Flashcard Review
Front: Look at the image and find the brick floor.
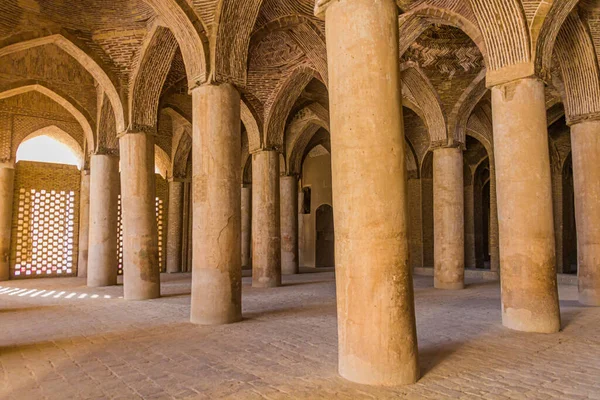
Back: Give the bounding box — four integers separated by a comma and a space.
0, 271, 599, 399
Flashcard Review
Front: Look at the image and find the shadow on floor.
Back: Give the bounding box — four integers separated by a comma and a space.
0, 305, 63, 313
243, 303, 335, 321
419, 341, 464, 377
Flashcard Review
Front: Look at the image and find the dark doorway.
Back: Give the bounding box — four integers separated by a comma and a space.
315, 204, 335, 268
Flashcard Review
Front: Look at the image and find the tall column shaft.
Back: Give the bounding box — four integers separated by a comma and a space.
492, 77, 560, 333
433, 147, 465, 290
119, 133, 160, 300
241, 185, 252, 269
190, 84, 242, 325
251, 150, 281, 288
0, 164, 14, 281
87, 155, 119, 287
77, 170, 90, 278
166, 180, 184, 274
571, 120, 600, 306
489, 163, 500, 272
464, 181, 476, 268
323, 0, 419, 385
280, 175, 299, 275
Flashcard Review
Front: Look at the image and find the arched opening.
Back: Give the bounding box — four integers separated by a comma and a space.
315, 204, 335, 268
12, 128, 84, 278
16, 127, 84, 169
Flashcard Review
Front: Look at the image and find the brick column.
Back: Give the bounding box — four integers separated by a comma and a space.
252, 150, 281, 288
166, 178, 184, 273
190, 83, 242, 325
280, 175, 299, 275
119, 133, 160, 300
87, 154, 119, 287
433, 147, 465, 289
77, 169, 90, 278
0, 163, 14, 281
492, 77, 560, 333
317, 0, 419, 385
241, 184, 252, 269
571, 120, 600, 306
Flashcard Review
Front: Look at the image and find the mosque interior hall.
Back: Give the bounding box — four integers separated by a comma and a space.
1, 0, 600, 398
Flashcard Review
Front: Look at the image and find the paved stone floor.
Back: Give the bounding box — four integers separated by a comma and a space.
0, 271, 599, 399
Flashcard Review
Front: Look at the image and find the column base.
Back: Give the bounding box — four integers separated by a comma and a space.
339, 359, 419, 387
502, 307, 560, 333
252, 278, 281, 288
124, 287, 160, 301
191, 314, 242, 326
434, 279, 464, 290
579, 289, 600, 306
87, 281, 117, 288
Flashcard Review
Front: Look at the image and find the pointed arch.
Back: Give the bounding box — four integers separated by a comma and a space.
213, 0, 263, 85
398, 5, 488, 66
554, 11, 600, 124
155, 144, 172, 179
285, 103, 329, 176
0, 83, 95, 152
0, 33, 125, 133
241, 99, 262, 153
252, 15, 328, 84
142, 0, 209, 87
171, 128, 192, 179
531, 0, 579, 78
400, 62, 446, 147
468, 0, 531, 85
448, 69, 488, 146
130, 26, 180, 133
264, 66, 316, 149
16, 125, 85, 168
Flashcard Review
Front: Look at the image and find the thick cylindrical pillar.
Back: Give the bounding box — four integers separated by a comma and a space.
0, 164, 14, 281
241, 184, 252, 269
433, 147, 465, 290
166, 179, 184, 274
280, 175, 299, 275
77, 170, 90, 278
464, 181, 476, 269
190, 84, 242, 325
252, 150, 281, 288
492, 77, 560, 333
119, 133, 160, 300
571, 120, 600, 306
489, 163, 500, 272
87, 155, 119, 287
323, 0, 419, 385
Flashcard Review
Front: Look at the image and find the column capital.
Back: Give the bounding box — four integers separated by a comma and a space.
188, 81, 237, 95
314, 0, 336, 19
0, 161, 15, 169
566, 112, 600, 127
485, 63, 545, 88
167, 176, 190, 183
92, 149, 120, 158
430, 141, 465, 152
117, 126, 157, 139
250, 147, 281, 155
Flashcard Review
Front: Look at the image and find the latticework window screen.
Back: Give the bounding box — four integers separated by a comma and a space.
11, 162, 80, 278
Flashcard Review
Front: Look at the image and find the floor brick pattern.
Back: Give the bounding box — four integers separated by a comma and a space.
0, 272, 599, 399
